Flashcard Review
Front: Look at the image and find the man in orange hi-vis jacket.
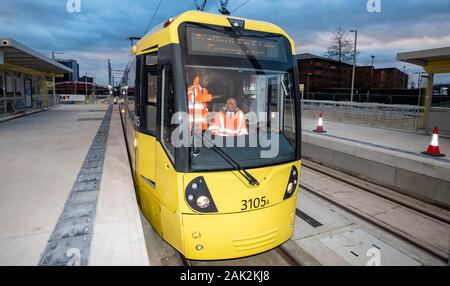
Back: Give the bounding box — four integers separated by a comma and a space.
187, 72, 212, 131
209, 97, 248, 136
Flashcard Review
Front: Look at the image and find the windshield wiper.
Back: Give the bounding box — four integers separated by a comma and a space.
195, 134, 260, 186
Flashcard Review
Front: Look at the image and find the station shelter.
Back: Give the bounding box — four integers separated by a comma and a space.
0, 38, 72, 117
397, 47, 450, 136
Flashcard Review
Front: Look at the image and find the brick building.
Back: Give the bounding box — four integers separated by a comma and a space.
356, 66, 408, 89
296, 53, 409, 91
295, 53, 352, 91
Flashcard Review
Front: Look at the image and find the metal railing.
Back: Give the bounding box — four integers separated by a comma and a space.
302, 100, 425, 131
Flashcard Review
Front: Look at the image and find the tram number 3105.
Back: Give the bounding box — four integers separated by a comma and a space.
241, 196, 269, 211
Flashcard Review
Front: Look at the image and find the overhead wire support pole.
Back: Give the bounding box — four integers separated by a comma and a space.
108, 58, 112, 103
108, 60, 110, 87
350, 29, 358, 102
219, 0, 230, 15
194, 0, 207, 11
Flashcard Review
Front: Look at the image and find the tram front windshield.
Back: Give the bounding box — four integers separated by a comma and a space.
182, 24, 297, 171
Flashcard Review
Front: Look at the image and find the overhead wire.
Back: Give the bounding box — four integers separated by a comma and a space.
231, 0, 251, 14
143, 0, 165, 37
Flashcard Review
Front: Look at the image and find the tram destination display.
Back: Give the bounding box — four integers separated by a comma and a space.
188, 27, 285, 60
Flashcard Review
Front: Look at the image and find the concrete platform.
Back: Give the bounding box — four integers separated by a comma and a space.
301, 117, 450, 207
0, 104, 148, 265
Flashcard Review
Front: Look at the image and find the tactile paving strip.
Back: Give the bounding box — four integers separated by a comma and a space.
38, 105, 112, 266
77, 117, 104, 121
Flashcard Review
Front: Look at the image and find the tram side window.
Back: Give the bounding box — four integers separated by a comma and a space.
147, 68, 157, 133
161, 65, 175, 160
127, 59, 137, 117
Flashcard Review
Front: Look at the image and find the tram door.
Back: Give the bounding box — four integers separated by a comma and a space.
137, 54, 157, 188
135, 56, 160, 233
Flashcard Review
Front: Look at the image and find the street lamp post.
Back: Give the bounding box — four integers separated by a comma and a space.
306, 73, 312, 100
370, 55, 375, 90
403, 66, 406, 89
111, 68, 125, 104
413, 72, 427, 131
349, 29, 358, 102
84, 72, 95, 103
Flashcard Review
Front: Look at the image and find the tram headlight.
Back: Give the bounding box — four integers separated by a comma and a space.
287, 182, 294, 194
283, 166, 299, 200
196, 196, 210, 209
185, 177, 218, 213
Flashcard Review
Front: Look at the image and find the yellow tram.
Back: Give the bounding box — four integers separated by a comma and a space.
120, 10, 301, 260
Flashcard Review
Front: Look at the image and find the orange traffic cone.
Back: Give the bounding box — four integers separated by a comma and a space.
313, 113, 326, 133
421, 127, 445, 157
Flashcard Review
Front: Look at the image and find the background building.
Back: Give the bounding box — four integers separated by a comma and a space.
55, 81, 95, 95
356, 66, 409, 89
55, 59, 79, 82
296, 53, 353, 91
79, 75, 93, 83
296, 53, 409, 92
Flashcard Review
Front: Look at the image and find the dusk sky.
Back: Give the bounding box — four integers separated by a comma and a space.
1, 0, 450, 85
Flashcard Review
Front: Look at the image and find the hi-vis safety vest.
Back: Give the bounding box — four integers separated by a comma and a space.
210, 109, 248, 136
187, 82, 211, 130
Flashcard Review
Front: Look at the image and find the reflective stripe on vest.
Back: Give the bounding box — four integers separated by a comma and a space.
189, 116, 206, 123
216, 111, 246, 136
188, 103, 205, 110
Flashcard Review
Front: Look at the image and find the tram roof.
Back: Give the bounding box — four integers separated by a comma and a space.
135, 10, 296, 55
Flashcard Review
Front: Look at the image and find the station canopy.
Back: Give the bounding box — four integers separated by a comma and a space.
397, 46, 450, 73
0, 38, 72, 74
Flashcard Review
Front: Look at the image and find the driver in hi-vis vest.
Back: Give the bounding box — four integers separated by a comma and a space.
209, 97, 248, 136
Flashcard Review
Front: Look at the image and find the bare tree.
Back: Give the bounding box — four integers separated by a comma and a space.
324, 27, 354, 88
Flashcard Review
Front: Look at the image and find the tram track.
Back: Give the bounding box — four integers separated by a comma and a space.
302, 159, 450, 223
178, 245, 303, 266
300, 159, 450, 263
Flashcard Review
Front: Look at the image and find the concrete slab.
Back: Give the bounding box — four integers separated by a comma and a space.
332, 150, 397, 186
304, 132, 356, 155
0, 104, 148, 266
89, 105, 149, 266
0, 105, 104, 265
320, 228, 421, 266
293, 190, 354, 240
294, 224, 356, 266
0, 232, 50, 266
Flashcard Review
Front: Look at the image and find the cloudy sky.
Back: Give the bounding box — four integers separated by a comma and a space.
1, 0, 450, 86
